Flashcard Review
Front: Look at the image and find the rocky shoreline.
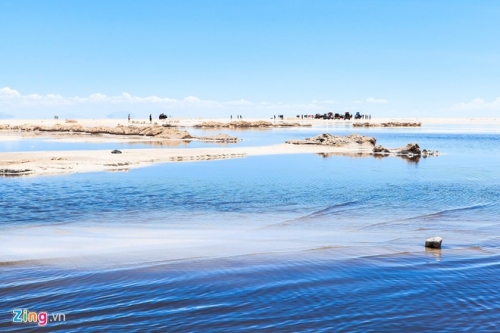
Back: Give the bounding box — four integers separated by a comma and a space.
0, 123, 239, 143
286, 133, 438, 158
373, 143, 439, 157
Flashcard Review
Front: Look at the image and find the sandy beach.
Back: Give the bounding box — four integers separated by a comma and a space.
1, 117, 498, 176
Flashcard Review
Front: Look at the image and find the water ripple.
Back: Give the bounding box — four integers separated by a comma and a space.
2, 252, 500, 332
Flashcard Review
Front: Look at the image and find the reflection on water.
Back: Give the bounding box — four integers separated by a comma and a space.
125, 140, 238, 147
0, 132, 238, 151
316, 152, 373, 159
316, 151, 423, 163
126, 140, 191, 147
424, 247, 443, 261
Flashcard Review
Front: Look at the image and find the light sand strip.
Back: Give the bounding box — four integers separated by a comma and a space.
0, 144, 373, 177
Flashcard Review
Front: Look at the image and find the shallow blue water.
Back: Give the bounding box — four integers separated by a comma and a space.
2, 252, 500, 332
1, 127, 500, 331
1, 122, 499, 152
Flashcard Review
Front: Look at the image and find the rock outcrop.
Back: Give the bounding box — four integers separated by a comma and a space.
286, 133, 376, 147
0, 123, 250, 142
193, 120, 309, 128
51, 124, 88, 132
353, 122, 421, 127
373, 145, 391, 153
2, 123, 194, 139
396, 143, 422, 155
373, 143, 439, 157
285, 133, 439, 162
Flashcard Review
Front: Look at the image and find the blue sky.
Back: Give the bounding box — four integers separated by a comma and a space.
1, 0, 499, 119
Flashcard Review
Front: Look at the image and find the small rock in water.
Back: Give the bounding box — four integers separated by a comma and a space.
425, 236, 443, 249
111, 149, 122, 154
373, 145, 390, 153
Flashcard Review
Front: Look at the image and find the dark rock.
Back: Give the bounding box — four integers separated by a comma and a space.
425, 237, 443, 249
373, 145, 390, 153
422, 149, 439, 156
111, 149, 122, 154
396, 143, 421, 155
372, 143, 439, 159
0, 169, 33, 176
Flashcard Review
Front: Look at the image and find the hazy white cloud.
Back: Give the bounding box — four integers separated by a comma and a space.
183, 96, 201, 103
83, 92, 178, 104
0, 86, 339, 118
225, 99, 253, 106
0, 87, 22, 98
89, 93, 109, 101
450, 97, 500, 111
312, 99, 336, 104
0, 88, 70, 105
366, 97, 388, 104
0, 88, 179, 106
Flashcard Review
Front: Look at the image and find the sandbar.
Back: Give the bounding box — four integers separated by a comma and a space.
0, 144, 375, 177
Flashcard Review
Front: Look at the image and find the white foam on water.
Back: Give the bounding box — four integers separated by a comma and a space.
0, 219, 416, 266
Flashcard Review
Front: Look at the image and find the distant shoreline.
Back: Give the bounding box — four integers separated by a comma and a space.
1, 117, 500, 129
